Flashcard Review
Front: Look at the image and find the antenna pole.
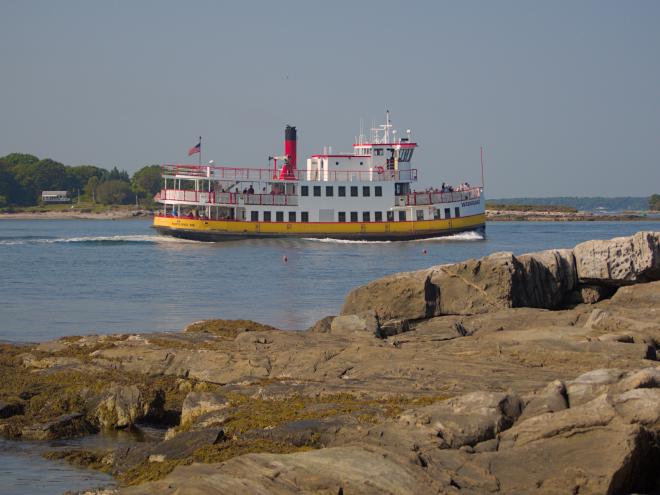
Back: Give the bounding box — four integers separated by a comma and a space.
480, 146, 485, 188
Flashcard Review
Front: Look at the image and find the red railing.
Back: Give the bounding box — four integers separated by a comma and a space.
161, 164, 417, 182
405, 187, 482, 206
158, 189, 298, 206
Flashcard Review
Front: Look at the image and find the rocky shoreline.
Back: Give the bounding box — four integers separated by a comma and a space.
0, 209, 153, 220
1, 232, 659, 494
486, 208, 659, 222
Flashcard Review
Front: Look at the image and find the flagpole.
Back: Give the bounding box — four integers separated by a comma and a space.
198, 136, 202, 167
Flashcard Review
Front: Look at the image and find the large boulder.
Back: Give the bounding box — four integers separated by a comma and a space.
180, 391, 229, 427
489, 387, 660, 494
516, 249, 577, 307
330, 311, 379, 336
341, 269, 435, 320
94, 384, 164, 429
21, 413, 97, 440
429, 252, 525, 315
518, 379, 568, 421
574, 231, 660, 286
398, 391, 523, 448
119, 445, 441, 495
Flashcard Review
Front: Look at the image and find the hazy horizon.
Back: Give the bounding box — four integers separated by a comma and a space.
2, 1, 659, 198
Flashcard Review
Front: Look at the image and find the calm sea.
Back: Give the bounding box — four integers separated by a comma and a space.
0, 218, 659, 495
1, 218, 659, 343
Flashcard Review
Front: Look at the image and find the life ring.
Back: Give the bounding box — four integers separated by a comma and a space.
375, 166, 384, 174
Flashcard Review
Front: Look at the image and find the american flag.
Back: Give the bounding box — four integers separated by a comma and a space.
188, 140, 201, 156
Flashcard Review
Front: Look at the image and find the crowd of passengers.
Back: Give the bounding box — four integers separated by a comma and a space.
211, 184, 287, 195
170, 209, 234, 220
412, 182, 473, 194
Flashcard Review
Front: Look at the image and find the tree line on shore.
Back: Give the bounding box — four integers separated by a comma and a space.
492, 195, 660, 212
0, 153, 162, 207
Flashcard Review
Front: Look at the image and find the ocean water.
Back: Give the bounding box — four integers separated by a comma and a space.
1, 218, 659, 343
0, 218, 659, 494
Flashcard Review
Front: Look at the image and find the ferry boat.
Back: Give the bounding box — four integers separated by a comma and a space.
153, 114, 485, 241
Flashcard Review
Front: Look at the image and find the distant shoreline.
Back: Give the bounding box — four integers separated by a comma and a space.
486, 209, 659, 222
0, 209, 153, 220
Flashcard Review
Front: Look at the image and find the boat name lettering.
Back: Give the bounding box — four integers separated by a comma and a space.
461, 199, 480, 207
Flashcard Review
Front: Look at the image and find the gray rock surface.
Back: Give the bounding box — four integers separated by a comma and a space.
94, 385, 163, 429
398, 391, 523, 448
180, 391, 229, 427
120, 446, 442, 495
21, 413, 97, 440
341, 268, 435, 320
574, 231, 660, 285
429, 251, 523, 315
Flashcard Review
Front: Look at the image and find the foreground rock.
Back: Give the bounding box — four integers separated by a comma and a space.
574, 231, 660, 285
342, 230, 660, 321
1, 232, 659, 494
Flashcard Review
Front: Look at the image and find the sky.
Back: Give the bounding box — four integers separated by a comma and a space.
1, 0, 659, 198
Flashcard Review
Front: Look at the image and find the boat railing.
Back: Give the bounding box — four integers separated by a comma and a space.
159, 189, 299, 206
242, 193, 298, 206
160, 189, 222, 203
162, 164, 417, 182
405, 187, 482, 206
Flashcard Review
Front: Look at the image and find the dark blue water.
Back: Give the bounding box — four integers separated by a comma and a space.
0, 218, 659, 494
1, 219, 659, 343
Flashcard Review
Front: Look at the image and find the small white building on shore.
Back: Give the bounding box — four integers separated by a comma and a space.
41, 191, 70, 203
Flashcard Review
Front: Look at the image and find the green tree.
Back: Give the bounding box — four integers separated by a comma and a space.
131, 165, 162, 198
109, 166, 130, 182
650, 194, 660, 211
66, 165, 109, 192
0, 161, 24, 206
12, 158, 68, 204
96, 179, 133, 204
1, 153, 39, 168
85, 176, 100, 203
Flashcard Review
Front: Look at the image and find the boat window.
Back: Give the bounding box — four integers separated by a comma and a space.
326, 186, 333, 197
289, 212, 296, 222
360, 161, 364, 166
350, 186, 358, 197
363, 211, 370, 222
398, 211, 406, 221
455, 207, 460, 218
445, 208, 451, 219
251, 211, 258, 222
301, 186, 309, 197
416, 210, 424, 221
362, 186, 370, 197
398, 149, 414, 162
276, 211, 284, 222
375, 211, 383, 222
434, 209, 441, 219
264, 211, 271, 222
335, 161, 339, 166
338, 186, 346, 197
313, 186, 321, 197
350, 212, 358, 222
338, 212, 346, 222
375, 149, 384, 156
375, 186, 382, 197
387, 211, 394, 221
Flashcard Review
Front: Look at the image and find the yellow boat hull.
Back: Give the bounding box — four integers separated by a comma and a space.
153, 214, 486, 241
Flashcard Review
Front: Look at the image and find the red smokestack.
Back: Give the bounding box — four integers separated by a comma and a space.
285, 125, 297, 171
